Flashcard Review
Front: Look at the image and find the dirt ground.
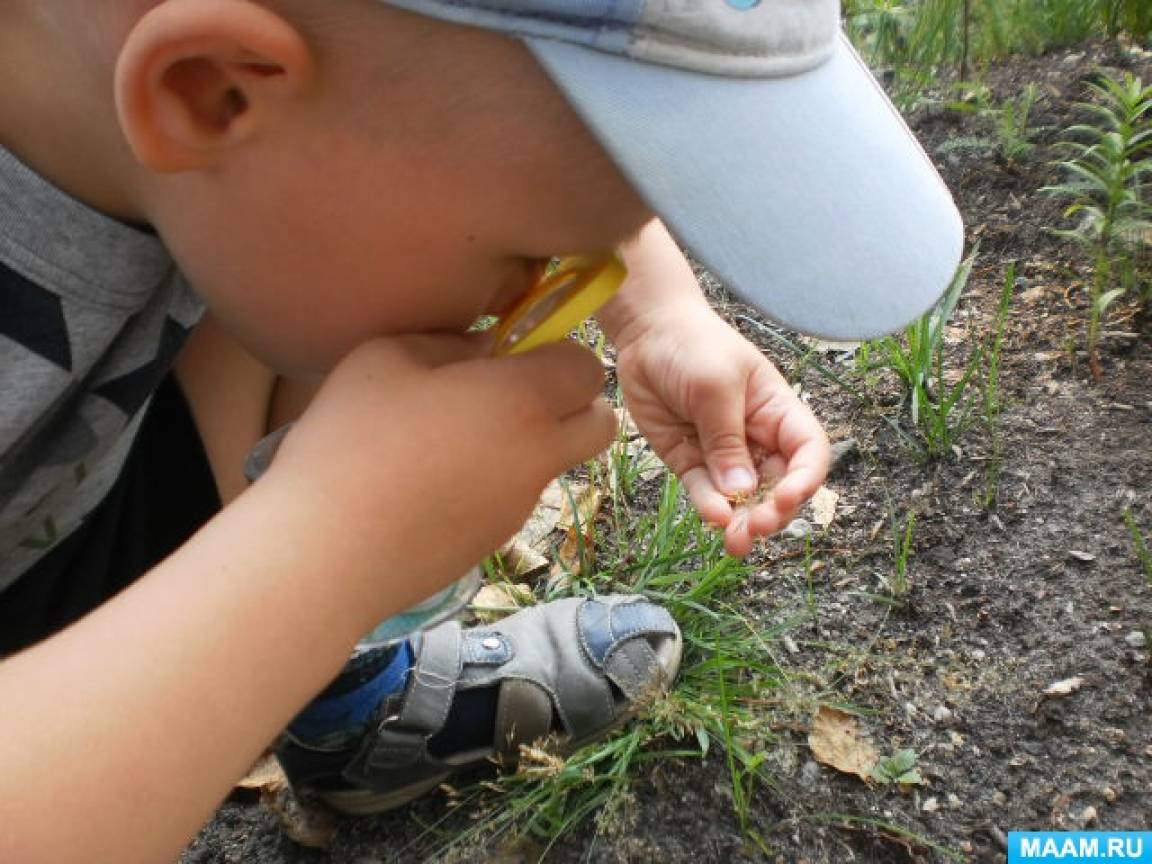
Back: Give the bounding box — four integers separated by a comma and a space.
182, 43, 1152, 864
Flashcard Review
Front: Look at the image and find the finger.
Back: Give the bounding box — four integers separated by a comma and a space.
746, 440, 829, 538
693, 377, 758, 498
498, 341, 607, 419
548, 397, 618, 472
680, 465, 734, 528
723, 510, 757, 558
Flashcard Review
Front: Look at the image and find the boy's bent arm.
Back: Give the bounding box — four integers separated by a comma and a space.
0, 334, 616, 864
0, 476, 388, 864
598, 220, 829, 555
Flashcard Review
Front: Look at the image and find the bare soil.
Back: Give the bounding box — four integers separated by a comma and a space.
183, 43, 1152, 864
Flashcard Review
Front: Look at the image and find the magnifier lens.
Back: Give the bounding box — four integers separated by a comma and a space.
500, 271, 585, 349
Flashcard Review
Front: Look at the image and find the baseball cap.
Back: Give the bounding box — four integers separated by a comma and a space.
379, 0, 964, 340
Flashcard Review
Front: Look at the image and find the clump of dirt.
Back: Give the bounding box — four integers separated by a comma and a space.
182, 42, 1152, 864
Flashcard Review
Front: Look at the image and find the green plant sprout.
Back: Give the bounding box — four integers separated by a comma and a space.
1044, 72, 1152, 378
890, 511, 917, 598
980, 265, 1016, 509
996, 83, 1042, 163
872, 748, 925, 786
1124, 508, 1152, 586
860, 252, 983, 457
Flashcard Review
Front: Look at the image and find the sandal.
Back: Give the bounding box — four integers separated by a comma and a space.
276, 594, 682, 815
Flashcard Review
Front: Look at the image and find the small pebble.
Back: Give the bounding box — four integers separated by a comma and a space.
921, 797, 940, 813
1124, 631, 1147, 649
932, 705, 955, 725
992, 790, 1008, 806
971, 649, 987, 661
782, 518, 813, 539
1102, 787, 1118, 803
947, 793, 963, 808
782, 635, 799, 654
827, 438, 859, 477
799, 759, 821, 788
1079, 806, 1098, 827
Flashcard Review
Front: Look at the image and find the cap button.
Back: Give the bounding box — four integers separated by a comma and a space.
481, 636, 502, 650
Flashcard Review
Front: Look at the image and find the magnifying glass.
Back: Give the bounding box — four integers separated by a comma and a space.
244, 254, 628, 648
491, 255, 627, 356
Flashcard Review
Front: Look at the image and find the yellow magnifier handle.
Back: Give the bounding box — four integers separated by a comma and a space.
491, 255, 627, 356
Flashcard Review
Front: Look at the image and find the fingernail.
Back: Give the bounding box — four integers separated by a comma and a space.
724, 467, 756, 494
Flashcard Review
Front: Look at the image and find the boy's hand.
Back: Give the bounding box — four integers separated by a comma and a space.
602, 221, 829, 557
264, 335, 616, 602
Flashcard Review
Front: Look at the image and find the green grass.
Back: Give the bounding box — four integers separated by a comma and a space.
857, 252, 985, 458
414, 473, 787, 860
845, 0, 1151, 108
1124, 508, 1152, 585
889, 511, 917, 599
980, 266, 1016, 508
1044, 72, 1152, 377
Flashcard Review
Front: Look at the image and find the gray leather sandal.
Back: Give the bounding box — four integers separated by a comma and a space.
276, 594, 682, 815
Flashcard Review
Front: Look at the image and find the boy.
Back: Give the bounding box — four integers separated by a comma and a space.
0, 1, 962, 862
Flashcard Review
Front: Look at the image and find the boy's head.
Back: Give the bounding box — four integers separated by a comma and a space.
3, 0, 960, 372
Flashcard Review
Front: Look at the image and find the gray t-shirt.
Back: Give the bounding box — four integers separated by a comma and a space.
0, 146, 204, 592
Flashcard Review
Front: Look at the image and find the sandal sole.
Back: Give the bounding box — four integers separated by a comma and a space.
317, 771, 451, 815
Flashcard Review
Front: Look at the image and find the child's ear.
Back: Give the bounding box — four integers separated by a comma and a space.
114, 0, 314, 172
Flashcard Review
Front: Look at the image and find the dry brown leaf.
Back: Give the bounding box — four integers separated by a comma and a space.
237, 754, 337, 848
260, 785, 339, 849
808, 706, 878, 782
471, 582, 535, 623
603, 407, 664, 495
1043, 676, 1085, 697
797, 336, 864, 353
548, 483, 603, 585
517, 479, 566, 551
809, 486, 839, 528
236, 752, 287, 793
557, 482, 601, 532
493, 539, 550, 582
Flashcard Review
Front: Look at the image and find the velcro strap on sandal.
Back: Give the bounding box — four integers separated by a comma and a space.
360, 622, 463, 771
577, 596, 678, 670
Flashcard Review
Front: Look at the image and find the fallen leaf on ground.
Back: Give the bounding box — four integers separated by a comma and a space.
549, 483, 603, 591
492, 539, 549, 582
557, 482, 601, 533
798, 336, 863, 353
809, 486, 839, 528
1043, 676, 1085, 697
236, 752, 287, 794
516, 480, 566, 551
261, 785, 339, 849
809, 706, 878, 782
238, 754, 337, 848
471, 582, 535, 622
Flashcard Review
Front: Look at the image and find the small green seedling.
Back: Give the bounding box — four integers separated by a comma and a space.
872, 748, 925, 787
860, 252, 983, 457
1044, 72, 1152, 378
1124, 508, 1152, 586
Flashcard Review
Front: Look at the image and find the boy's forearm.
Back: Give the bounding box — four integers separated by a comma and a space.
597, 219, 711, 346
0, 476, 406, 864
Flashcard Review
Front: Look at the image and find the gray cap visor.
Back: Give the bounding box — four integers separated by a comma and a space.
526, 33, 964, 340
